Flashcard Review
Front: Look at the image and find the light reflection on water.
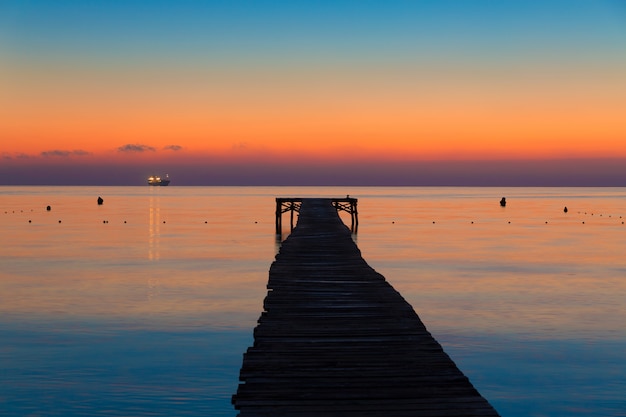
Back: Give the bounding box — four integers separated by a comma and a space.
1, 186, 625, 416
149, 192, 161, 261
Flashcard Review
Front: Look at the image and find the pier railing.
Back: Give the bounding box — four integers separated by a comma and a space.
275, 197, 358, 235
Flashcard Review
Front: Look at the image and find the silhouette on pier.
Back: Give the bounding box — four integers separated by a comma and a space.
233, 198, 499, 417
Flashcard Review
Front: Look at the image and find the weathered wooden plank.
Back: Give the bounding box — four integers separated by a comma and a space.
233, 198, 499, 417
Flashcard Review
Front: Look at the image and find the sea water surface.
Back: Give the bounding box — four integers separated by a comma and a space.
1, 186, 625, 416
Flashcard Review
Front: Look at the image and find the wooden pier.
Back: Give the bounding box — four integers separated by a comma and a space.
276, 197, 358, 235
233, 198, 500, 417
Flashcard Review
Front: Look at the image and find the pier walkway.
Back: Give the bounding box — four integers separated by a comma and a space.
233, 198, 499, 417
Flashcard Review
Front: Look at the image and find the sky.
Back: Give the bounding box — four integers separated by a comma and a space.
1, 0, 625, 185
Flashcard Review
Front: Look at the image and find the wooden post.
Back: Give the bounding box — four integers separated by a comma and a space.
275, 199, 282, 235
352, 200, 358, 233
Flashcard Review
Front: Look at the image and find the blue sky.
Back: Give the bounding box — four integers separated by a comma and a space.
4, 1, 624, 62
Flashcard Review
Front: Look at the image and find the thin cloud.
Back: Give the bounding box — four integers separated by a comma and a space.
41, 149, 91, 157
163, 145, 183, 151
117, 144, 156, 153
232, 142, 248, 150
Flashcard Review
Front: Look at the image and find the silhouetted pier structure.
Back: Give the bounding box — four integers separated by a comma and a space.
233, 198, 499, 417
276, 197, 358, 235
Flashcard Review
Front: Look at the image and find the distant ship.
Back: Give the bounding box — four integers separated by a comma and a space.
148, 174, 170, 186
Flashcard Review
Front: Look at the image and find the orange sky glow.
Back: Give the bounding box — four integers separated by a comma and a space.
3, 62, 625, 162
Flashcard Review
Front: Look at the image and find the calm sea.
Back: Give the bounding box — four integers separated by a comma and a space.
1, 186, 625, 417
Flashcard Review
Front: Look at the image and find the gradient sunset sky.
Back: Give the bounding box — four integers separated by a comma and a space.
1, 1, 625, 185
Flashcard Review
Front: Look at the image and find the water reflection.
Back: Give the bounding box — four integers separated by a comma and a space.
149, 191, 161, 261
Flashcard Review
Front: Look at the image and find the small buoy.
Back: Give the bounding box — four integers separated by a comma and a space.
58, 220, 61, 223
46, 206, 51, 211
432, 221, 435, 224
392, 221, 395, 224
124, 221, 127, 223
545, 221, 548, 224
508, 221, 511, 224
582, 221, 585, 224
163, 221, 166, 224
471, 221, 474, 224
500, 197, 506, 207
97, 196, 103, 205
564, 206, 568, 213
28, 220, 31, 223
205, 221, 208, 224
103, 220, 106, 223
